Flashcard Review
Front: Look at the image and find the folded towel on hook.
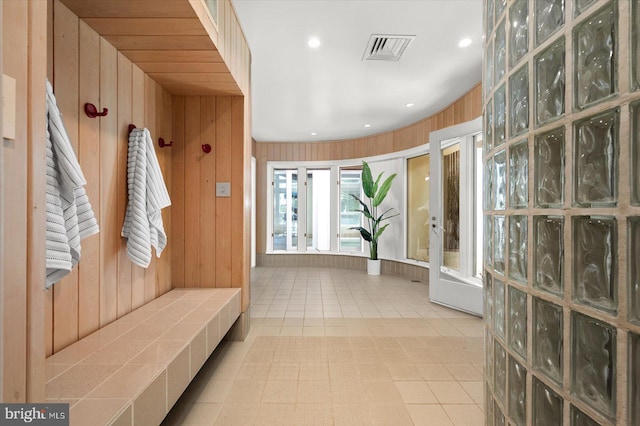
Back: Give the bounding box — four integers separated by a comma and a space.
121, 127, 171, 268
45, 80, 99, 288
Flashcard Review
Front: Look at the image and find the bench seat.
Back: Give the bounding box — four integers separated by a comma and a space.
45, 288, 242, 426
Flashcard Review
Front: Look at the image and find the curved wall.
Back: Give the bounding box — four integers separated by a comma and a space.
483, 1, 640, 425
254, 82, 482, 255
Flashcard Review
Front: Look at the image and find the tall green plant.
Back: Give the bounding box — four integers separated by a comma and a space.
349, 161, 399, 260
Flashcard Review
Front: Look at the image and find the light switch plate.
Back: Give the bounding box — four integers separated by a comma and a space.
216, 182, 231, 197
3, 74, 16, 141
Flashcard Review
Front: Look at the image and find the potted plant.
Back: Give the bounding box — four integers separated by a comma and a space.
349, 161, 399, 275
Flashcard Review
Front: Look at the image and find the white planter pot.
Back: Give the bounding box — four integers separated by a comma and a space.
367, 259, 381, 275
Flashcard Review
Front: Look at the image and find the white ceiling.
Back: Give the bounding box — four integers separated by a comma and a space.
232, 0, 483, 143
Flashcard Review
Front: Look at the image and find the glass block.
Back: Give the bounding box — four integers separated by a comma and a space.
485, 272, 493, 326
571, 312, 616, 419
574, 3, 616, 109
485, 215, 493, 267
575, 0, 597, 16
571, 405, 600, 426
533, 376, 563, 426
509, 0, 528, 69
494, 339, 507, 403
630, 332, 640, 426
533, 297, 563, 384
494, 216, 506, 274
572, 216, 617, 313
536, 0, 564, 46
508, 356, 527, 426
534, 127, 564, 207
509, 140, 528, 209
485, 99, 494, 153
486, 327, 494, 383
631, 218, 640, 324
487, 0, 495, 38
634, 2, 640, 90
508, 286, 527, 359
495, 0, 507, 23
509, 66, 529, 137
494, 400, 506, 426
494, 150, 506, 210
533, 216, 564, 295
485, 157, 495, 210
495, 84, 506, 147
494, 279, 506, 339
494, 20, 506, 85
632, 101, 640, 204
509, 215, 528, 283
535, 38, 565, 126
485, 41, 494, 99
486, 385, 495, 426
574, 109, 619, 207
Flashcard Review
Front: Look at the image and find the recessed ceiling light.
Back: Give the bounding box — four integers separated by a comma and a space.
458, 37, 472, 48
310, 132, 317, 136
364, 124, 371, 128
405, 103, 415, 108
308, 37, 321, 48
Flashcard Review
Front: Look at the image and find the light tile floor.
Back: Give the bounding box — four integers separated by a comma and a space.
163, 267, 484, 426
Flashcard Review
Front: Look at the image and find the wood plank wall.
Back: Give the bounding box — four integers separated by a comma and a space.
2, 0, 49, 403
46, 0, 173, 356
254, 83, 482, 254
171, 95, 250, 311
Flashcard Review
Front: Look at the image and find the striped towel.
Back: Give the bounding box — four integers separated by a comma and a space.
45, 80, 99, 288
121, 128, 171, 267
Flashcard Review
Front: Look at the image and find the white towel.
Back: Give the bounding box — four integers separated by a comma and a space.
121, 128, 171, 267
45, 80, 99, 288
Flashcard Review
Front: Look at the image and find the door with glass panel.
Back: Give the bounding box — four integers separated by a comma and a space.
428, 119, 484, 315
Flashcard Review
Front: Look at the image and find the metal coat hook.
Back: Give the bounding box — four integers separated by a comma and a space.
159, 138, 173, 148
128, 124, 136, 133
84, 103, 108, 118
202, 144, 212, 153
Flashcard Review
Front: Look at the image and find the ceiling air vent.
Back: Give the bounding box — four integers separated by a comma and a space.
363, 34, 415, 61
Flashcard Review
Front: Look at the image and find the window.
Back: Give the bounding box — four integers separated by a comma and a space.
273, 169, 298, 251
407, 154, 430, 262
339, 168, 364, 252
306, 169, 331, 251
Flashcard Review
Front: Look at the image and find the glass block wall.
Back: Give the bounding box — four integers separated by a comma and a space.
483, 0, 640, 424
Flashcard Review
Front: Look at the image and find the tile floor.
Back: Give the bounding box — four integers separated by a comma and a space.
163, 267, 484, 425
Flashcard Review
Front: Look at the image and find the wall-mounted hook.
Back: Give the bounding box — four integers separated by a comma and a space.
128, 124, 137, 133
159, 138, 173, 148
202, 144, 212, 153
84, 103, 108, 118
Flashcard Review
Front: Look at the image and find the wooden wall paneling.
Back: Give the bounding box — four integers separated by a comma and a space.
52, 0, 80, 353
143, 75, 157, 303
2, 0, 28, 402
231, 96, 244, 290
285, 143, 293, 161
215, 96, 232, 286
171, 96, 186, 287
184, 97, 201, 286
199, 97, 216, 287
98, 38, 118, 326
217, 0, 226, 59
157, 86, 172, 295
45, 0, 54, 358
130, 65, 146, 308
116, 52, 133, 318
224, 0, 232, 69
27, 0, 48, 402
77, 21, 101, 338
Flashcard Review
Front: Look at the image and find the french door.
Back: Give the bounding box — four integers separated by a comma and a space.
428, 118, 484, 316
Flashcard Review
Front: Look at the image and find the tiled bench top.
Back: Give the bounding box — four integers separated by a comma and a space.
46, 288, 242, 426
